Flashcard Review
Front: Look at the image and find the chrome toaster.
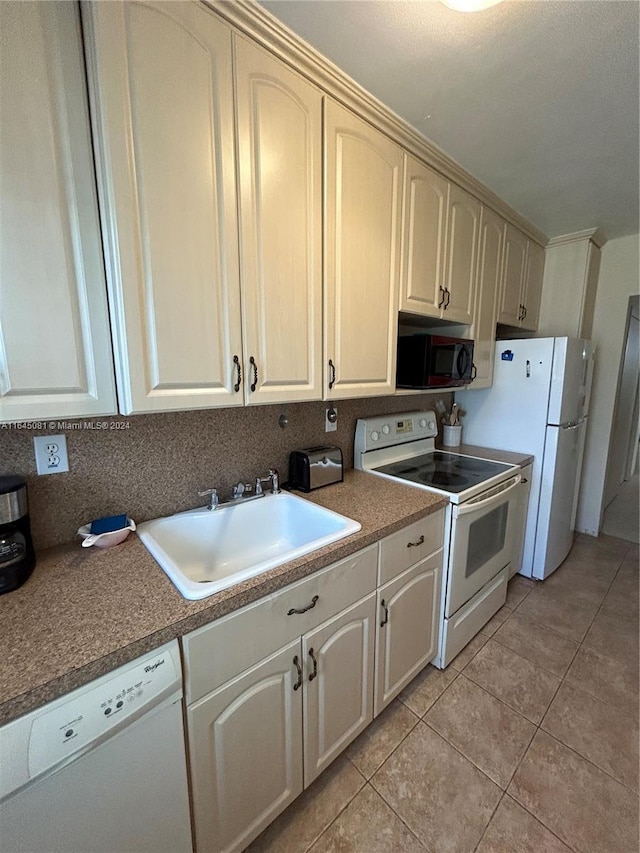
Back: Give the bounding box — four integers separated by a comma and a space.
288, 446, 344, 492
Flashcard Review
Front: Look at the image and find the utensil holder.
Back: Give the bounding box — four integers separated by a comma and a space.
442, 424, 462, 447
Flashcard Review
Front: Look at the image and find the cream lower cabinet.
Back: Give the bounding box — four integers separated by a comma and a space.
183, 546, 378, 853
0, 2, 116, 423
375, 511, 444, 716
324, 99, 403, 399
85, 1, 322, 414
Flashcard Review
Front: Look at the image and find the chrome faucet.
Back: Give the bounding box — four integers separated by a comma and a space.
256, 468, 281, 496
232, 482, 253, 500
198, 487, 218, 511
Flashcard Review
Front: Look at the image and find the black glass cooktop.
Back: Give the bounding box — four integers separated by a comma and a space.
374, 451, 513, 494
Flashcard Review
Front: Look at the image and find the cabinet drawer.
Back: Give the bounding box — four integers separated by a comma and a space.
183, 545, 378, 704
379, 509, 445, 585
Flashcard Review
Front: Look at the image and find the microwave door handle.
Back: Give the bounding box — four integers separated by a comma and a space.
454, 474, 522, 517
457, 347, 469, 378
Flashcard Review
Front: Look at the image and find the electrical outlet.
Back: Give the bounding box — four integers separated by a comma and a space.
34, 434, 69, 475
325, 406, 338, 432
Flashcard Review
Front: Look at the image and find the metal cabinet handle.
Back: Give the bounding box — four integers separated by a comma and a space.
233, 355, 241, 392
249, 356, 258, 392
328, 359, 336, 390
438, 285, 446, 308
522, 304, 527, 319
293, 656, 303, 691
308, 648, 318, 681
444, 288, 451, 309
380, 599, 389, 627
407, 534, 425, 548
287, 595, 319, 616
471, 363, 477, 381
522, 477, 528, 483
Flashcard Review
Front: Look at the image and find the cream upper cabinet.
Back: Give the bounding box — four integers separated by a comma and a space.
498, 224, 528, 326
443, 184, 481, 324
521, 240, 545, 331
468, 207, 505, 389
0, 2, 116, 423
399, 155, 449, 317
234, 37, 323, 405
84, 1, 243, 414
498, 225, 544, 330
324, 100, 403, 399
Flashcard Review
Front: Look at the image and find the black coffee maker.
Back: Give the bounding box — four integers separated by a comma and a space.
0, 475, 35, 594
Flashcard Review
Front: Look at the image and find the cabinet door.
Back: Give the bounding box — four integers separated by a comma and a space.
0, 2, 116, 423
234, 37, 323, 405
469, 208, 505, 389
521, 241, 544, 331
399, 155, 449, 318
375, 552, 442, 716
85, 1, 243, 414
302, 594, 376, 786
498, 224, 528, 326
187, 640, 303, 853
443, 184, 480, 324
324, 100, 403, 399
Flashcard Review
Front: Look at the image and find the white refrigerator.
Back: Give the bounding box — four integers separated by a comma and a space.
460, 337, 594, 580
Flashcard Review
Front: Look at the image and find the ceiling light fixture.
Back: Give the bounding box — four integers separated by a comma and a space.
441, 0, 504, 11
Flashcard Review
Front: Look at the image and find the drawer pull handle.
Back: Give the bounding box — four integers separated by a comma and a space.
232, 355, 242, 392
293, 656, 303, 691
287, 595, 319, 616
380, 599, 389, 627
308, 648, 318, 681
407, 535, 425, 548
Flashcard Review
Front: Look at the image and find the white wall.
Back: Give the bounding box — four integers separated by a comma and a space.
576, 234, 640, 535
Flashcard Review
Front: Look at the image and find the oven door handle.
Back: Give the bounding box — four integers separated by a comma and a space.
454, 474, 522, 517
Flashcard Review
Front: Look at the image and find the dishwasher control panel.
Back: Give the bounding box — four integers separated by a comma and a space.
27, 642, 180, 780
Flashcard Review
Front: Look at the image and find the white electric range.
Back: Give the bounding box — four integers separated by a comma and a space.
355, 411, 522, 667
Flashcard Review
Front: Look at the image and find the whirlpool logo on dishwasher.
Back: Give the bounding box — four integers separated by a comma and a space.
144, 658, 165, 673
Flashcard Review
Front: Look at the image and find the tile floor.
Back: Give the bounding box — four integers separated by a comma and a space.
248, 533, 639, 853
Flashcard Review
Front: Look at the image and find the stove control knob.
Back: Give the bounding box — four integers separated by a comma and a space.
419, 418, 427, 429
382, 424, 390, 436
428, 420, 435, 430
370, 430, 380, 442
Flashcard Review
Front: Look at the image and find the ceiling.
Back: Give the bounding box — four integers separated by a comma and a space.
260, 0, 640, 242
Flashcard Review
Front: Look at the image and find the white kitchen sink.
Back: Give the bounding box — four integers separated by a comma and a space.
137, 492, 361, 600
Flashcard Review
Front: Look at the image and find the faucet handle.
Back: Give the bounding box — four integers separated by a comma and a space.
198, 487, 218, 511
269, 468, 281, 494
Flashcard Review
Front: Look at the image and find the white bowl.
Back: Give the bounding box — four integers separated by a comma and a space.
77, 518, 136, 549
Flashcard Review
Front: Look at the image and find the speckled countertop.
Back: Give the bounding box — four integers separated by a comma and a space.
0, 470, 446, 725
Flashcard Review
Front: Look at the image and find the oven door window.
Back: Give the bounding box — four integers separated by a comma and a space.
466, 504, 508, 579
446, 485, 518, 618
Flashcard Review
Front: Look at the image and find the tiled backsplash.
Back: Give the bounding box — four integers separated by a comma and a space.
2, 394, 450, 551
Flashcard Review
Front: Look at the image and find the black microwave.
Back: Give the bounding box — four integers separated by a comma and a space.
396, 334, 474, 389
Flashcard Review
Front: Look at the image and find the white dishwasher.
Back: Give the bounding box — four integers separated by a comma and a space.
0, 640, 193, 853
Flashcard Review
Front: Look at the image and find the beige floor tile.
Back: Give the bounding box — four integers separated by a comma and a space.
505, 575, 536, 609
539, 563, 611, 609
476, 795, 572, 853
463, 640, 560, 724
480, 603, 513, 636
397, 663, 457, 716
516, 587, 598, 642
425, 675, 536, 788
308, 785, 425, 853
608, 559, 640, 599
509, 731, 639, 853
449, 632, 490, 671
345, 699, 418, 780
493, 611, 579, 677
565, 644, 639, 716
541, 681, 639, 791
372, 722, 502, 853
600, 586, 640, 623
583, 610, 639, 668
247, 755, 365, 853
